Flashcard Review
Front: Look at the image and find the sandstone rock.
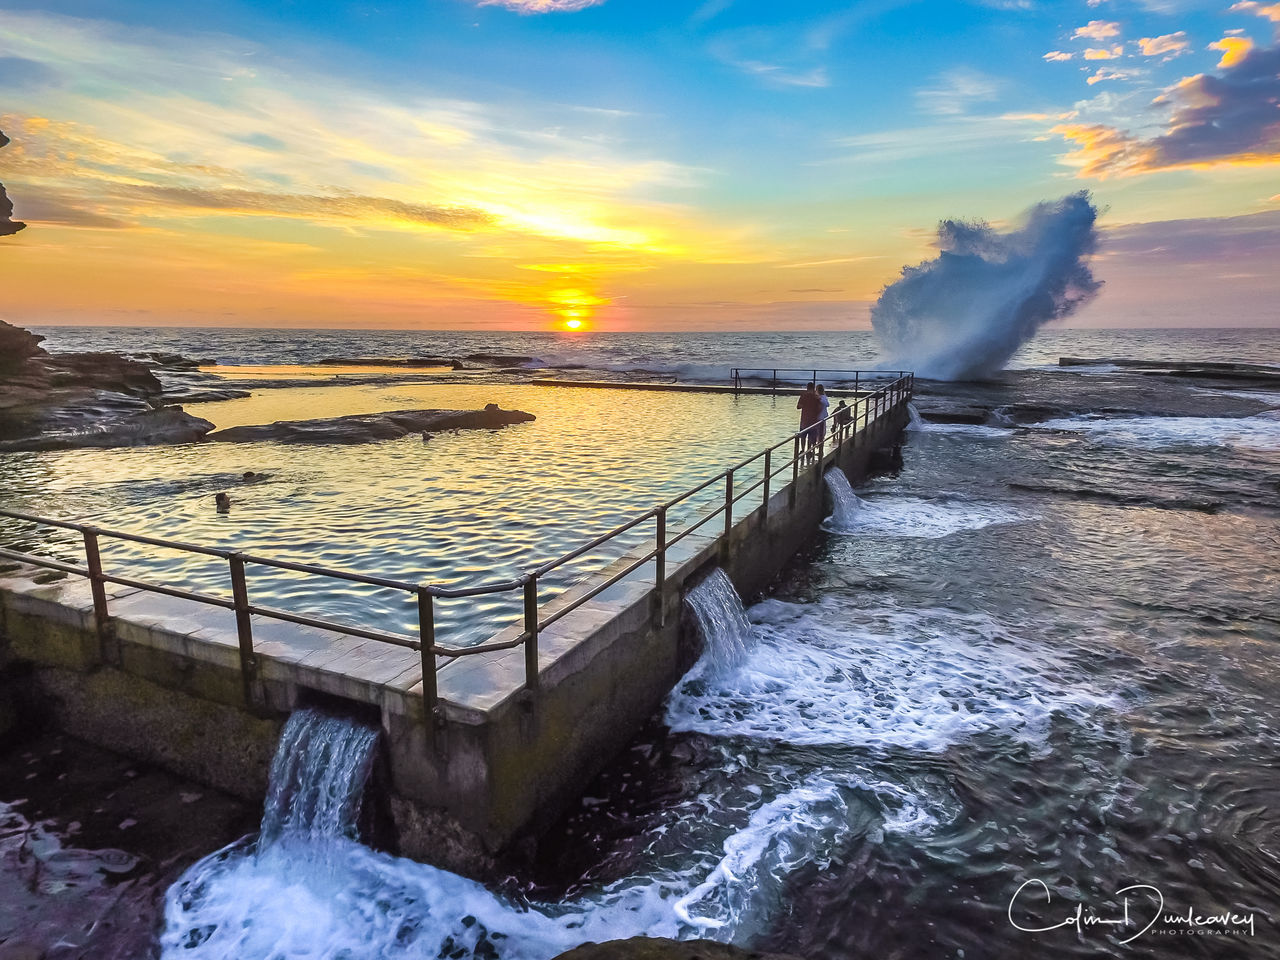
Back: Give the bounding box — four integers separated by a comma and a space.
207, 406, 535, 444
551, 938, 804, 960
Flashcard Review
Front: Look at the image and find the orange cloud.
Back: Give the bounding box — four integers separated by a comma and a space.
1210, 36, 1254, 68
1229, 1, 1280, 23
1055, 40, 1280, 177
1084, 46, 1124, 60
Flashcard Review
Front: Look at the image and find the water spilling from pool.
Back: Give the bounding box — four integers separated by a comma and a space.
822, 468, 867, 529
259, 709, 380, 845
683, 569, 753, 675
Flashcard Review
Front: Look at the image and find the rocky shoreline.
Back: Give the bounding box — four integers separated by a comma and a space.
0, 320, 216, 451
0, 320, 536, 451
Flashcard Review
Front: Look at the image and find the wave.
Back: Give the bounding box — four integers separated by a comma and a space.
1007, 481, 1224, 513
1031, 413, 1280, 451
822, 494, 1029, 539
160, 768, 925, 960
665, 599, 1119, 752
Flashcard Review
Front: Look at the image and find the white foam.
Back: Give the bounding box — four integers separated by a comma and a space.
666, 599, 1118, 752
159, 771, 897, 960
822, 494, 1028, 539
907, 403, 1012, 438
1032, 413, 1280, 451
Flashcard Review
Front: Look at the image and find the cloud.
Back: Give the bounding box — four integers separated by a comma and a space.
916, 68, 1002, 116
1210, 36, 1254, 68
1054, 41, 1280, 176
476, 0, 605, 12
1229, 2, 1280, 23
1084, 46, 1124, 60
1074, 20, 1122, 41
116, 185, 495, 230
1086, 67, 1139, 84
1138, 32, 1189, 57
1044, 50, 1074, 61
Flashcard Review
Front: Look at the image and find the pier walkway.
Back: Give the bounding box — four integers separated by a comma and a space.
0, 372, 913, 874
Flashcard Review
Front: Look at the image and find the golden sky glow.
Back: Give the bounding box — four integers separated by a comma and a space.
2, 4, 1279, 330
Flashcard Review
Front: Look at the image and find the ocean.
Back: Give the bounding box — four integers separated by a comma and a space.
2, 324, 1279, 958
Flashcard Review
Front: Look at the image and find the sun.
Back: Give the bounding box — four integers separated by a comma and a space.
564, 318, 583, 331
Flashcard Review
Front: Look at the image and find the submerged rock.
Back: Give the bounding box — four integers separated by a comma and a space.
551, 939, 804, 960
207, 405, 535, 444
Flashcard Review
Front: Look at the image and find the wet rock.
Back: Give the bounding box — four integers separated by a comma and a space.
0, 406, 215, 451
207, 406, 535, 444
551, 939, 804, 960
0, 320, 44, 373
465, 352, 537, 366
0, 321, 220, 448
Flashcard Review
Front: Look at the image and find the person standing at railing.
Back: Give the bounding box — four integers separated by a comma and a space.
797, 382, 821, 455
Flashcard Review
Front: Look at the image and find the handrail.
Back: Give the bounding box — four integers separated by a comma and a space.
0, 371, 914, 721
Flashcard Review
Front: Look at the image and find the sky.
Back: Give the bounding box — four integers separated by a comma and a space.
0, 0, 1277, 331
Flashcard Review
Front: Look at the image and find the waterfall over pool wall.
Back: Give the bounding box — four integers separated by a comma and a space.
822, 468, 867, 531
684, 568, 752, 675
259, 708, 380, 845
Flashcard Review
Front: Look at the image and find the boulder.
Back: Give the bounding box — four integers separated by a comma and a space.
207, 405, 535, 444
0, 406, 215, 451
551, 939, 804, 960
0, 319, 45, 373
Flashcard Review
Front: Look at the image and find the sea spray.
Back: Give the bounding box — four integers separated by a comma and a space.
872, 192, 1102, 381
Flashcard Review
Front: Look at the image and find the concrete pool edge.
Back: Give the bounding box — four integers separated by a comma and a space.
0, 401, 909, 876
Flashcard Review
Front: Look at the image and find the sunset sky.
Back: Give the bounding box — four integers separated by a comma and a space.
1, 0, 1277, 331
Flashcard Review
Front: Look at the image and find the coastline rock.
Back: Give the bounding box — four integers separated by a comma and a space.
207, 405, 535, 444
551, 939, 804, 960
0, 319, 217, 449
0, 320, 44, 372
0, 406, 215, 451
465, 352, 537, 367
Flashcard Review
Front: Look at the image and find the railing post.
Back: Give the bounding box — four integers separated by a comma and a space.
523, 576, 539, 694
818, 419, 826, 467
762, 449, 771, 521
228, 554, 256, 707
655, 506, 667, 626
81, 528, 112, 659
771, 369, 777, 395
724, 471, 734, 538
417, 587, 440, 737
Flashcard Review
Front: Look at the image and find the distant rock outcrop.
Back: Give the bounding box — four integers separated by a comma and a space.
207, 403, 535, 444
0, 319, 216, 450
0, 129, 27, 237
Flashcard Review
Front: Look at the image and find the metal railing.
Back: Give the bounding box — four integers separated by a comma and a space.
730, 367, 912, 396
0, 373, 913, 720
